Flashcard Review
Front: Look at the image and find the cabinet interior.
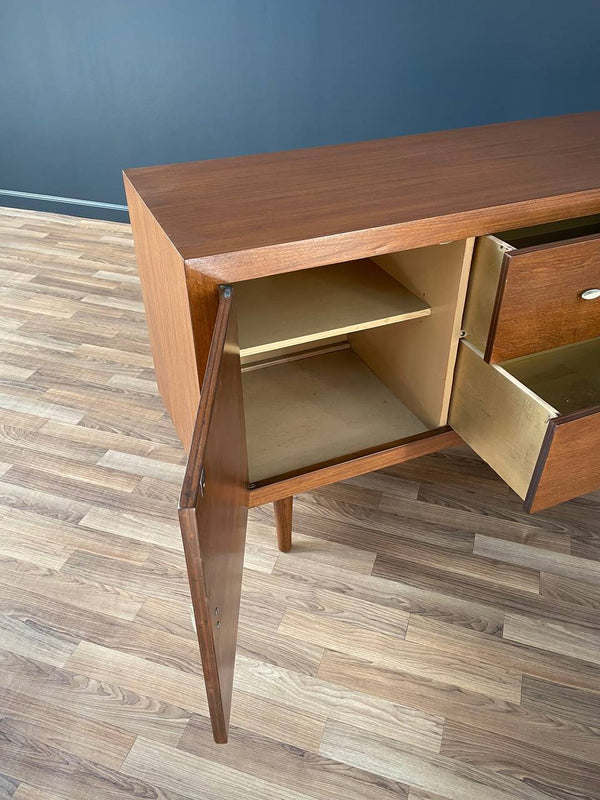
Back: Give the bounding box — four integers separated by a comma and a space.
238, 239, 474, 485
236, 258, 431, 357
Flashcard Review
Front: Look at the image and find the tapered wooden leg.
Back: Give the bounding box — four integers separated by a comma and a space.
273, 496, 293, 552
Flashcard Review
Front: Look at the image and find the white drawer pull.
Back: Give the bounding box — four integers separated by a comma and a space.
581, 288, 600, 300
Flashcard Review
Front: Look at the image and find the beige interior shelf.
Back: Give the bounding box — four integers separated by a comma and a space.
242, 348, 429, 483
236, 258, 431, 357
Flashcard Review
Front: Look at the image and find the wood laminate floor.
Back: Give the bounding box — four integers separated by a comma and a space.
0, 206, 598, 800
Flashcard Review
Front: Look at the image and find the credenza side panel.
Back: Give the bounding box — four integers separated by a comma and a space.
124, 173, 201, 450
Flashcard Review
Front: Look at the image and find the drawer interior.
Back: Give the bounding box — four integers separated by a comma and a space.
235, 258, 430, 357
495, 213, 600, 249
239, 239, 474, 485
502, 337, 600, 415
450, 337, 599, 501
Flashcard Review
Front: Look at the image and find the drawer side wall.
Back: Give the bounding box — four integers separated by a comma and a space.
449, 342, 554, 498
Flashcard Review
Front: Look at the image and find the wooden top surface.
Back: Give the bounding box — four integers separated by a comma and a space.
124, 112, 600, 280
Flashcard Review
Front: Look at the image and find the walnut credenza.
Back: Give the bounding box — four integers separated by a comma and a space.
124, 111, 600, 742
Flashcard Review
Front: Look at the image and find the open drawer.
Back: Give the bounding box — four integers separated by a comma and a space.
450, 338, 600, 511
463, 214, 600, 363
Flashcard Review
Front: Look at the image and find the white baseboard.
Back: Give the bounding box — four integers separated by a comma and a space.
0, 188, 127, 212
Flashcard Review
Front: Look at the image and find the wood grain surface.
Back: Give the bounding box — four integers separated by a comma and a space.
123, 174, 208, 450
179, 286, 249, 742
273, 496, 293, 553
1, 206, 599, 798
486, 233, 600, 363
525, 409, 600, 512
124, 112, 600, 280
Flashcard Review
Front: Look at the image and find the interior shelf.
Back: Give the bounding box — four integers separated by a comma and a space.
236, 258, 431, 357
242, 348, 430, 483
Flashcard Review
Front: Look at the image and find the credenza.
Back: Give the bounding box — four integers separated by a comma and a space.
124, 111, 600, 742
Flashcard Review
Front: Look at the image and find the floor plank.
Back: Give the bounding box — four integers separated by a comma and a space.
280, 610, 521, 703
474, 535, 600, 584
320, 720, 552, 800
440, 719, 600, 800
503, 613, 600, 667
273, 557, 504, 634
0, 557, 144, 621
0, 774, 19, 800
0, 649, 191, 748
1, 207, 598, 800
121, 736, 318, 800
521, 675, 600, 733
406, 614, 600, 691
12, 787, 67, 800
179, 713, 410, 800
319, 649, 600, 765
0, 722, 187, 800
0, 688, 135, 771
539, 572, 600, 609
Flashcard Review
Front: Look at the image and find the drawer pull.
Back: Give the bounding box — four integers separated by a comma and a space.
581, 288, 600, 300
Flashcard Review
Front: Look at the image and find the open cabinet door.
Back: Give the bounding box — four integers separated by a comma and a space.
179, 284, 248, 743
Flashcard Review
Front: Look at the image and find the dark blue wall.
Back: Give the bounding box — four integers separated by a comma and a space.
2, 0, 600, 221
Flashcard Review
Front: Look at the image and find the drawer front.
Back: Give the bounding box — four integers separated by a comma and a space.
487, 234, 600, 362
526, 408, 600, 512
